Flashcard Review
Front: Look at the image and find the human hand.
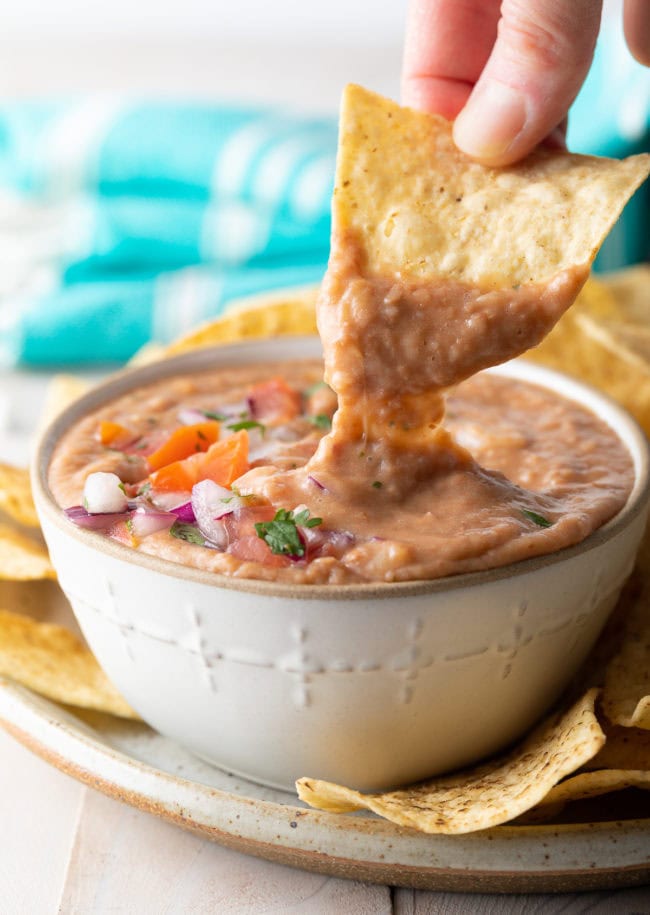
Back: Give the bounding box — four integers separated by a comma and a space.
402, 0, 650, 166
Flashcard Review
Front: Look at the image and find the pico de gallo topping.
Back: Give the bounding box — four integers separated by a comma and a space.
63, 375, 347, 568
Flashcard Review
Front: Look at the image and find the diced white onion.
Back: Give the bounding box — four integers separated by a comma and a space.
191, 480, 245, 548
83, 472, 129, 514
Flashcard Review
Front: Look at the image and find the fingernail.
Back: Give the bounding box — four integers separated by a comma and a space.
453, 81, 527, 162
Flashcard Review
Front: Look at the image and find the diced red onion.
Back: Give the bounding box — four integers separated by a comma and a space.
307, 475, 327, 491
301, 526, 354, 560
171, 500, 196, 523
191, 480, 238, 548
129, 507, 176, 538
65, 505, 133, 531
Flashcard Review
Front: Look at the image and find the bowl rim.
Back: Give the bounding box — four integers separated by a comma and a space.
32, 336, 650, 602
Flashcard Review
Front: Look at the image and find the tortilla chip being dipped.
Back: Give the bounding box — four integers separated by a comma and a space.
335, 84, 649, 288
297, 690, 604, 834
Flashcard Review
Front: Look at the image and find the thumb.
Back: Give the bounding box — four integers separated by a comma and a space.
453, 0, 602, 166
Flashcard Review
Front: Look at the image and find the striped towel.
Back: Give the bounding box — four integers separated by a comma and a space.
0, 100, 337, 365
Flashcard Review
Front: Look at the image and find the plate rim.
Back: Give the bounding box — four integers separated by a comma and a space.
1, 678, 649, 894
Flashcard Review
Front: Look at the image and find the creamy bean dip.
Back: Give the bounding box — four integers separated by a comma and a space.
49, 348, 633, 584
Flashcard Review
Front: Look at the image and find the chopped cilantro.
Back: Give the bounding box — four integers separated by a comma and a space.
137, 482, 152, 497
125, 519, 135, 533
255, 508, 322, 557
227, 419, 266, 434
308, 413, 332, 430
83, 497, 89, 510
118, 482, 126, 495
170, 521, 206, 545
203, 410, 228, 421
372, 481, 382, 489
522, 509, 552, 529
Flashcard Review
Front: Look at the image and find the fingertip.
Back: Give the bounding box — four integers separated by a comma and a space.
452, 80, 529, 166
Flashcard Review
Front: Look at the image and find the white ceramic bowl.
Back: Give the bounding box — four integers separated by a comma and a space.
33, 338, 650, 792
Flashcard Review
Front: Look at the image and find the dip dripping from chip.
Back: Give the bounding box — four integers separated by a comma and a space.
251, 85, 649, 581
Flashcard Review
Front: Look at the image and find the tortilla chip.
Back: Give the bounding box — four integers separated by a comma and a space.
40, 375, 90, 428
0, 524, 55, 581
601, 530, 650, 731
527, 272, 650, 434
297, 690, 604, 834
0, 608, 137, 718
165, 292, 319, 356
584, 724, 650, 771
0, 463, 39, 528
335, 85, 649, 287
602, 264, 650, 324
533, 769, 650, 810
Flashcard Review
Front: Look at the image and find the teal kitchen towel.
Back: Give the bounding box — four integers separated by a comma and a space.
0, 100, 336, 365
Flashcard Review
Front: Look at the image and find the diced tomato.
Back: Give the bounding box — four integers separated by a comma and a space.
227, 535, 291, 568
98, 421, 135, 449
149, 431, 249, 493
247, 377, 301, 425
223, 504, 276, 541
107, 519, 139, 547
147, 421, 220, 472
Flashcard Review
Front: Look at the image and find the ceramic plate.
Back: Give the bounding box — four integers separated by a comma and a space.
1, 581, 649, 895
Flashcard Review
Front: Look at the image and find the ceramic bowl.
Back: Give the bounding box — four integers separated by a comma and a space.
32, 337, 650, 792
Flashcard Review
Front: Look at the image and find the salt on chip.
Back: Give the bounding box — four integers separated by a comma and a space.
0, 608, 138, 719
335, 85, 649, 287
297, 690, 604, 834
165, 289, 319, 356
0, 523, 55, 581
0, 463, 39, 528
